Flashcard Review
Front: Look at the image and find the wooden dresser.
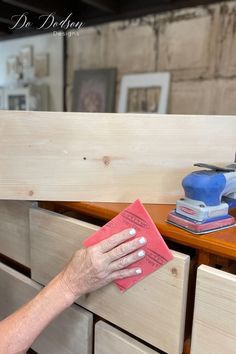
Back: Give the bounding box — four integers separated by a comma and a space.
1, 200, 236, 354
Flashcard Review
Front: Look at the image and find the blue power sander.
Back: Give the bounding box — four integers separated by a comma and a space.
167, 162, 236, 234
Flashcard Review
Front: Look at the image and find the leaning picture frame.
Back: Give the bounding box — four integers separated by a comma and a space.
72, 68, 117, 112
34, 53, 49, 78
118, 72, 171, 114
7, 56, 19, 78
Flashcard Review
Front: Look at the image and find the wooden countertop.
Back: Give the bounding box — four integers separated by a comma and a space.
41, 202, 236, 261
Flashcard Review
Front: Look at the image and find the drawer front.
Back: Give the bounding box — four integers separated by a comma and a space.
30, 207, 190, 354
30, 208, 99, 284
95, 321, 160, 354
0, 200, 35, 267
0, 262, 93, 354
191, 265, 236, 354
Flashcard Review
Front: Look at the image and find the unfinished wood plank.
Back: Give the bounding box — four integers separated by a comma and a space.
191, 265, 236, 354
0, 111, 235, 203
30, 209, 99, 284
30, 207, 190, 354
0, 200, 35, 266
0, 262, 93, 354
95, 321, 160, 354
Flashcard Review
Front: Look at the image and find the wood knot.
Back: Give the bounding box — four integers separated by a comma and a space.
103, 156, 110, 166
171, 267, 178, 277
29, 190, 34, 196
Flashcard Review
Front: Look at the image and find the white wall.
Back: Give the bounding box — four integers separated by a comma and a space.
0, 33, 64, 111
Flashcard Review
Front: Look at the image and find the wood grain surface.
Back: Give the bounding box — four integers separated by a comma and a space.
30, 207, 190, 354
0, 262, 93, 354
95, 321, 160, 354
0, 200, 35, 267
191, 265, 236, 354
0, 111, 235, 203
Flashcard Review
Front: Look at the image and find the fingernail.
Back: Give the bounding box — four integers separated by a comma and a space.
138, 250, 145, 257
129, 228, 136, 236
139, 237, 146, 244
136, 268, 142, 274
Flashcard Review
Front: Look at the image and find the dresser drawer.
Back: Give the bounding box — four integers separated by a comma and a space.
191, 265, 236, 354
0, 201, 35, 267
95, 321, 160, 354
30, 207, 190, 354
0, 262, 93, 354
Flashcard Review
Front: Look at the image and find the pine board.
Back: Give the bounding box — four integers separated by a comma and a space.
0, 200, 35, 266
0, 111, 235, 203
191, 265, 236, 354
95, 321, 160, 354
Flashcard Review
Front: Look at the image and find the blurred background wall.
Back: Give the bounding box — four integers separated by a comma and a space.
0, 34, 64, 111
66, 1, 236, 115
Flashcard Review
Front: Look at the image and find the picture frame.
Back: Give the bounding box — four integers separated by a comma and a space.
7, 56, 19, 77
34, 53, 49, 78
4, 85, 49, 111
4, 88, 30, 110
72, 68, 117, 112
0, 88, 4, 109
19, 45, 33, 68
118, 72, 171, 114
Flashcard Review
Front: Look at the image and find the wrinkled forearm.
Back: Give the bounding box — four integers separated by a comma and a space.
0, 272, 76, 354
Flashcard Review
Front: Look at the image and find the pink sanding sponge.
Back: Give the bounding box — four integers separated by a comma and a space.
83, 199, 173, 292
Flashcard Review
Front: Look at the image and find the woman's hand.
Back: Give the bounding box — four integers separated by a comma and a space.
59, 228, 146, 300
0, 228, 146, 353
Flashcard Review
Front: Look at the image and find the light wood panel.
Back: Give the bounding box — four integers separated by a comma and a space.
30, 208, 99, 284
0, 111, 235, 203
95, 321, 160, 354
0, 262, 93, 354
0, 200, 35, 266
30, 207, 190, 354
191, 265, 236, 354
